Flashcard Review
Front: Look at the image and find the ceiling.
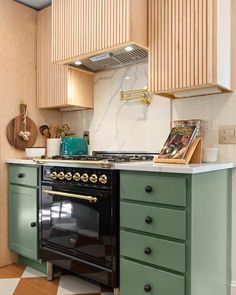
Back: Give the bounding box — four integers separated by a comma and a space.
15, 0, 51, 10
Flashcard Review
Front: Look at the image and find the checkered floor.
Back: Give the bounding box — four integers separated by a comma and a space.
0, 263, 113, 295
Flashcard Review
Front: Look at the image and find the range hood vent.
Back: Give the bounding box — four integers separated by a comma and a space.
68, 44, 148, 73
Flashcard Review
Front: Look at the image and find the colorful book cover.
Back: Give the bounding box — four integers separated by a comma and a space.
158, 126, 197, 159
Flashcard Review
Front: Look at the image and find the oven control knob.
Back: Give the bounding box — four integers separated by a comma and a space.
57, 172, 65, 180
65, 172, 72, 181
81, 173, 89, 182
99, 174, 108, 184
90, 174, 98, 183
73, 172, 81, 181
50, 171, 58, 180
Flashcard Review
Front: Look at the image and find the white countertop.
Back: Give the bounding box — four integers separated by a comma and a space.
114, 161, 234, 174
6, 159, 37, 165
6, 159, 234, 174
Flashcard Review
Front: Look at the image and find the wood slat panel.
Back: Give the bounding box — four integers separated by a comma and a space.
52, 0, 143, 63
37, 6, 94, 109
149, 0, 214, 93
37, 6, 68, 108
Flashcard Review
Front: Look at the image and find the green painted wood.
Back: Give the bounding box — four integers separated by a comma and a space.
120, 258, 185, 295
120, 230, 186, 273
188, 169, 232, 295
8, 185, 38, 261
120, 201, 186, 240
9, 165, 38, 187
120, 171, 186, 207
18, 256, 47, 274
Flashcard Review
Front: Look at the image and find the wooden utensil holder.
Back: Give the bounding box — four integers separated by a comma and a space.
154, 138, 202, 164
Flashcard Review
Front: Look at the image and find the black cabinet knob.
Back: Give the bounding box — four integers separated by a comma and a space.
30, 222, 37, 228
145, 185, 152, 193
144, 284, 152, 292
145, 216, 152, 224
144, 247, 152, 255
17, 173, 25, 178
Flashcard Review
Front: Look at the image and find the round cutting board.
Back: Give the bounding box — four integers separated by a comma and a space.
6, 115, 38, 150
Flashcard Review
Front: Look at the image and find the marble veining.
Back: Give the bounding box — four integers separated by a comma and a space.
63, 63, 171, 153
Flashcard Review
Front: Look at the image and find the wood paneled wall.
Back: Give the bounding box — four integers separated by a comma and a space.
52, 0, 147, 63
37, 6, 68, 108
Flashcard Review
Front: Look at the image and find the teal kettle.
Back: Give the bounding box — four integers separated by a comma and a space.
60, 137, 88, 156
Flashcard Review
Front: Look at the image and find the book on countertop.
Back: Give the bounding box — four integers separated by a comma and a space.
158, 126, 197, 159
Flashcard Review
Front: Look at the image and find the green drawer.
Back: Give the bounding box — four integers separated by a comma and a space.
120, 230, 186, 273
120, 258, 185, 295
120, 171, 186, 207
8, 165, 38, 187
120, 202, 186, 240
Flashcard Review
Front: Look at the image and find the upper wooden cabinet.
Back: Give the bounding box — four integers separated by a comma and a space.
149, 0, 232, 98
37, 6, 94, 109
52, 0, 148, 64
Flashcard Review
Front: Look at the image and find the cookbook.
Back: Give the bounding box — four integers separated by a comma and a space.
158, 126, 197, 159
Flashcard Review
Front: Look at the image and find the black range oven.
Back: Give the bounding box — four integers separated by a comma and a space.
39, 166, 119, 288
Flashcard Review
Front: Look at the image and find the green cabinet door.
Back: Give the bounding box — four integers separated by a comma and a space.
8, 185, 38, 260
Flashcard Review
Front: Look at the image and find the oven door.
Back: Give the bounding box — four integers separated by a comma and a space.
40, 185, 113, 268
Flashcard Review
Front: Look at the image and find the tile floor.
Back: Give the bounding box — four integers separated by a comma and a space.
0, 264, 113, 295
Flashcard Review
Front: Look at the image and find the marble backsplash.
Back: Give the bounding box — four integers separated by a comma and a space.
63, 63, 171, 153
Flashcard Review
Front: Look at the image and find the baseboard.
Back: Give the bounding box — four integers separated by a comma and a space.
231, 282, 236, 295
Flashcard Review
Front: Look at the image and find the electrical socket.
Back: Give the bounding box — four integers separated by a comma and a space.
219, 125, 236, 144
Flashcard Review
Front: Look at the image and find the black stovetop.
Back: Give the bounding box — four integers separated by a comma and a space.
51, 151, 158, 163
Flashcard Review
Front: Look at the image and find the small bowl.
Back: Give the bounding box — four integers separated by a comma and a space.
25, 147, 46, 158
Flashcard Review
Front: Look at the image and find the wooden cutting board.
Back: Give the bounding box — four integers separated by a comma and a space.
6, 115, 38, 150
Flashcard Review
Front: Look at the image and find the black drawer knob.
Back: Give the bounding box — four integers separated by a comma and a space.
17, 173, 25, 178
30, 222, 37, 228
144, 284, 152, 292
145, 216, 152, 224
145, 185, 152, 193
144, 247, 152, 255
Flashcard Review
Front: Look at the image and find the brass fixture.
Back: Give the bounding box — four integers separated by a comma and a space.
81, 173, 89, 182
99, 174, 108, 184
73, 172, 81, 181
57, 172, 65, 180
43, 190, 97, 203
33, 159, 112, 169
65, 172, 72, 181
90, 174, 98, 183
49, 171, 58, 180
120, 89, 151, 105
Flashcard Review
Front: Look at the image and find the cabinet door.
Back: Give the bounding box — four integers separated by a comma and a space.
149, 0, 231, 98
8, 185, 38, 260
37, 6, 68, 108
37, 6, 94, 109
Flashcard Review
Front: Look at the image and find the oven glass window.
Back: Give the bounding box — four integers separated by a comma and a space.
50, 201, 99, 239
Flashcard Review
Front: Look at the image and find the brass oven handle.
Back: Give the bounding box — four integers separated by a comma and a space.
42, 189, 97, 203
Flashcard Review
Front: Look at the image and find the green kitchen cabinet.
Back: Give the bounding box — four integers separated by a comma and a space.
8, 164, 46, 272
8, 185, 38, 260
120, 169, 232, 295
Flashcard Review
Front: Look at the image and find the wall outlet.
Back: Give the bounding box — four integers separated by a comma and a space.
83, 131, 90, 145
219, 125, 236, 144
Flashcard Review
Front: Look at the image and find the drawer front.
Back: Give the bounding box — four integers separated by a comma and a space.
120, 230, 186, 273
120, 171, 186, 207
120, 202, 186, 240
120, 258, 185, 295
9, 165, 38, 187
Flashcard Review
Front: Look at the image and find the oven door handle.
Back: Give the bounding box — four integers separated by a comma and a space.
42, 189, 97, 203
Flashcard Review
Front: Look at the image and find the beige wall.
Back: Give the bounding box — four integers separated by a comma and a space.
0, 0, 62, 266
